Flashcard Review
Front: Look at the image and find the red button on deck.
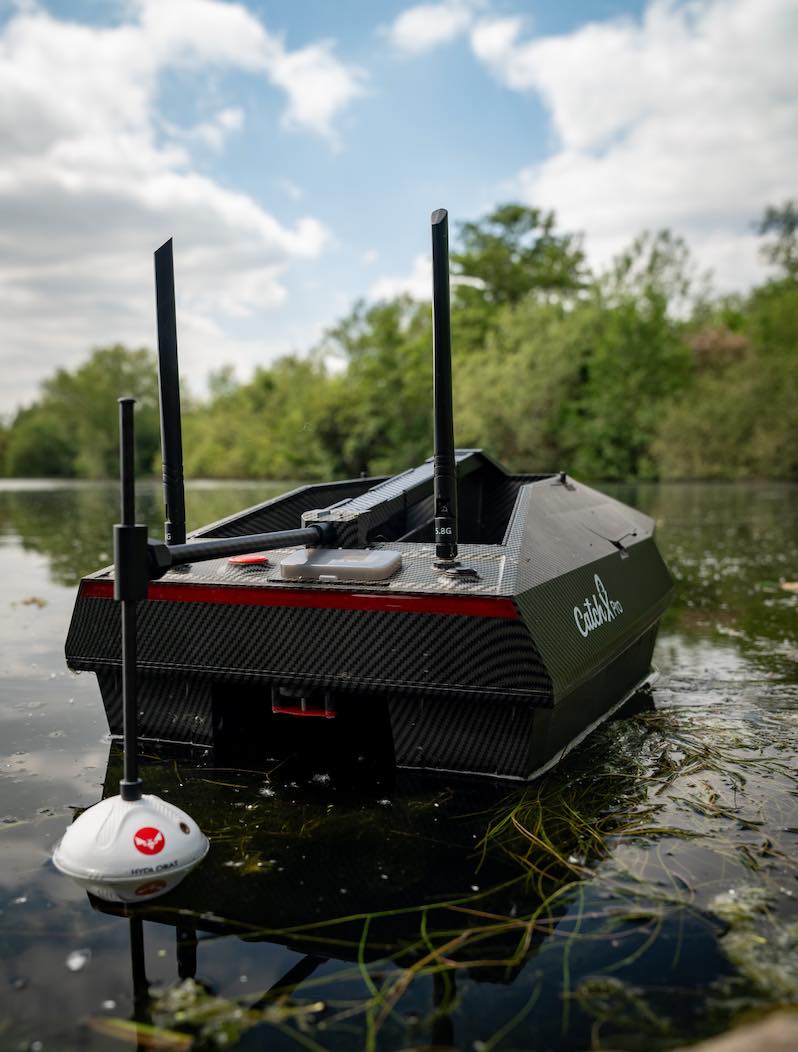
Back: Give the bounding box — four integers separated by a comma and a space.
227, 554, 270, 566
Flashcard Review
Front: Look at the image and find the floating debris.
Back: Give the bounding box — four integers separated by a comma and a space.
710, 885, 798, 1002
573, 975, 670, 1038
65, 948, 91, 972
147, 977, 326, 1049
709, 884, 770, 925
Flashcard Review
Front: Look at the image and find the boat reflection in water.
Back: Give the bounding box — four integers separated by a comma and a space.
81, 689, 732, 1052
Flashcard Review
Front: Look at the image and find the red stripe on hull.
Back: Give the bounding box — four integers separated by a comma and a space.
272, 706, 336, 719
79, 578, 519, 620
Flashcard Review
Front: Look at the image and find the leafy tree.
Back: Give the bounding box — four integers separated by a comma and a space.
459, 231, 695, 479
4, 403, 77, 477
566, 298, 691, 479
4, 346, 159, 478
558, 232, 695, 478
319, 297, 433, 476
455, 298, 588, 471
0, 420, 10, 474
451, 204, 588, 353
758, 200, 798, 282
4, 200, 796, 485
654, 278, 798, 479
183, 356, 338, 481
453, 204, 587, 306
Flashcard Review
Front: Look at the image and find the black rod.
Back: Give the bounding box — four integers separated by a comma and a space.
129, 917, 151, 1027
120, 601, 139, 797
167, 526, 329, 565
430, 208, 458, 565
121, 400, 135, 525
176, 925, 198, 981
115, 398, 147, 801
154, 239, 186, 547
147, 524, 333, 578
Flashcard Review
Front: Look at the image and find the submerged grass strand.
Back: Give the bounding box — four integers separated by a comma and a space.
476, 978, 543, 1052
86, 1017, 192, 1050
77, 688, 798, 1050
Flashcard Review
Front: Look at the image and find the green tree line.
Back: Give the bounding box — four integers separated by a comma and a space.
2, 202, 796, 482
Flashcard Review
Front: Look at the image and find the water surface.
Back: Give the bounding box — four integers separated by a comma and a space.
1, 480, 796, 1051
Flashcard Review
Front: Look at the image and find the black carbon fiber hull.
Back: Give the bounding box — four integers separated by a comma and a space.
65, 455, 673, 779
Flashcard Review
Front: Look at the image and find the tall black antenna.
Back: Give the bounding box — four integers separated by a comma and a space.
431, 208, 459, 566
115, 397, 147, 801
154, 239, 186, 547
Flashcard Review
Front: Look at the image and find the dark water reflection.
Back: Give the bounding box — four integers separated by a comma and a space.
0, 480, 796, 1051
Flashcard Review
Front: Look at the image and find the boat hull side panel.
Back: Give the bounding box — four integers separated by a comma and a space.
524, 623, 659, 770
389, 695, 536, 778
97, 668, 215, 746
67, 594, 552, 706
514, 538, 673, 703
388, 621, 658, 779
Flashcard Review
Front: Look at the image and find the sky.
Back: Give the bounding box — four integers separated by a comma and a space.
0, 0, 795, 415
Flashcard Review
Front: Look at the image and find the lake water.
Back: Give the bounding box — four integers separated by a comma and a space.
1, 480, 796, 1051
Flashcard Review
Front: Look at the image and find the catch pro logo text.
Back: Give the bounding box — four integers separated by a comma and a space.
574, 575, 623, 638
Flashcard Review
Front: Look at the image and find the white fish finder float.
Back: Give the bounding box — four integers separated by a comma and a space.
65, 209, 673, 781
54, 399, 208, 902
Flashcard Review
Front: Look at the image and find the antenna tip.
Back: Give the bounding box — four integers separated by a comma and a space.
155, 237, 173, 256
431, 208, 448, 226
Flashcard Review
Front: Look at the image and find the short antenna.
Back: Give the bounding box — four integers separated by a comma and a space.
154, 239, 186, 547
431, 208, 459, 566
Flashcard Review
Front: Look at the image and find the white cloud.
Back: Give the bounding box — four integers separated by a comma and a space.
386, 0, 478, 55
370, 254, 431, 300
138, 0, 270, 69
369, 251, 484, 300
472, 0, 798, 291
470, 15, 530, 87
265, 39, 366, 147
184, 107, 245, 151
0, 1, 366, 413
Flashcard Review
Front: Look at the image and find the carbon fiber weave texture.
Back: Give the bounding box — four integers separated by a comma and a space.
514, 538, 672, 702
68, 595, 552, 700
97, 668, 214, 745
502, 478, 656, 590
390, 696, 535, 777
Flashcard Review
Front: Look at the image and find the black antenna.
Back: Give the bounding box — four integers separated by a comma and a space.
431, 209, 459, 566
114, 397, 147, 801
154, 239, 186, 547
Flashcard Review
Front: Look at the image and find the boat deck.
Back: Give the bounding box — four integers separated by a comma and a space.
88, 540, 508, 595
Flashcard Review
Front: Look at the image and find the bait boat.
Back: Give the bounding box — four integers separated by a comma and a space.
65, 210, 673, 781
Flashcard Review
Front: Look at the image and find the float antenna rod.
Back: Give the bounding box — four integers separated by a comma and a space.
114, 398, 148, 802
154, 239, 186, 546
431, 208, 458, 565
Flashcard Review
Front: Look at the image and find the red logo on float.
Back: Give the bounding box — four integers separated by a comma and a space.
135, 880, 167, 897
133, 827, 165, 855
